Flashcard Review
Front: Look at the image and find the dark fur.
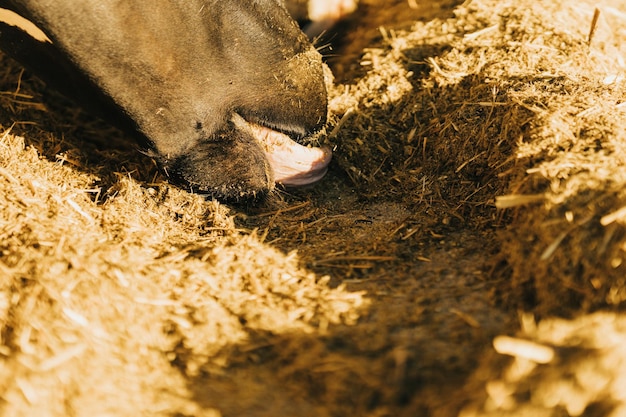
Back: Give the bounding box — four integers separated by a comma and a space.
0, 0, 328, 200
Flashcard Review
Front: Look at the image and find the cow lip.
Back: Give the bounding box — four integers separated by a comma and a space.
231, 113, 331, 186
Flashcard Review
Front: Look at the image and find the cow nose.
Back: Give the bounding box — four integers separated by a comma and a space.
283, 45, 329, 132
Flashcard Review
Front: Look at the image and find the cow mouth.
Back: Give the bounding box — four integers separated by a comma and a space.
231, 113, 332, 186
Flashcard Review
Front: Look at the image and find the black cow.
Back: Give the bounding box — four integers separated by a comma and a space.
0, 0, 334, 201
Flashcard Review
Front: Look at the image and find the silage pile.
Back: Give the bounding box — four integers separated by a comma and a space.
331, 0, 626, 310
483, 0, 626, 316
0, 129, 365, 415
328, 0, 626, 414
424, 0, 626, 415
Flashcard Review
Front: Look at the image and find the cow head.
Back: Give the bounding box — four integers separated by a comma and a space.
0, 0, 331, 201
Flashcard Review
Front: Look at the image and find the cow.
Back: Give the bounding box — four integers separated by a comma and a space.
0, 0, 338, 201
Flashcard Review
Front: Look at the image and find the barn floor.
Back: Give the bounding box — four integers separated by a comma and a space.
2, 0, 626, 416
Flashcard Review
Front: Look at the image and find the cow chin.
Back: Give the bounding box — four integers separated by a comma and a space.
164, 123, 274, 202
162, 113, 332, 202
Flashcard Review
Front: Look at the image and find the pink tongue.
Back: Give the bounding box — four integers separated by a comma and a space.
233, 115, 332, 186
255, 127, 331, 186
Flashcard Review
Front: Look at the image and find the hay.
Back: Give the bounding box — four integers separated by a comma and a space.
462, 312, 626, 417
0, 131, 366, 414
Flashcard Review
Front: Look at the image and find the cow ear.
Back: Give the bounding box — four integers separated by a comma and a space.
163, 123, 274, 202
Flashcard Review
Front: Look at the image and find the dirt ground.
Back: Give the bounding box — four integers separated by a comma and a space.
1, 0, 626, 416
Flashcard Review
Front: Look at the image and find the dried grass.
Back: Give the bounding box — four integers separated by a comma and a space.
0, 130, 366, 415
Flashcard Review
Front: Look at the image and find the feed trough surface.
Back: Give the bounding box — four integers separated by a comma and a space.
1, 0, 626, 416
